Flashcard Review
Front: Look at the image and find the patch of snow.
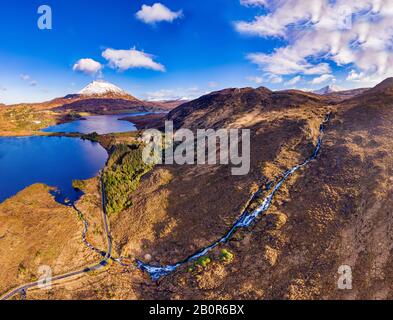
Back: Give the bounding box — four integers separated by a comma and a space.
78, 80, 126, 96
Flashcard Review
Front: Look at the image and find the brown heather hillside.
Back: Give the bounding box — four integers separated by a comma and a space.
165, 87, 327, 130
53, 97, 164, 114
8, 80, 393, 300
0, 184, 102, 297
26, 87, 331, 299
323, 88, 369, 102
131, 80, 393, 300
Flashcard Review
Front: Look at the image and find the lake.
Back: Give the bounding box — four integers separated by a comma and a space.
42, 112, 150, 134
0, 113, 150, 204
0, 136, 108, 204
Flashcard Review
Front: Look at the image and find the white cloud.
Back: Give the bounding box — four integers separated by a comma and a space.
297, 87, 314, 92
236, 0, 393, 85
310, 74, 335, 85
145, 87, 200, 101
208, 82, 219, 88
246, 73, 283, 85
20, 74, 30, 81
268, 74, 283, 84
240, 0, 268, 6
346, 70, 369, 82
346, 69, 383, 83
136, 3, 183, 24
286, 75, 302, 86
102, 48, 165, 72
247, 51, 331, 75
246, 76, 264, 84
20, 74, 38, 87
73, 58, 102, 75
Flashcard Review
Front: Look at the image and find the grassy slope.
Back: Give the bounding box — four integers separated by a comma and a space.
29, 100, 393, 300
0, 184, 99, 296
9, 85, 393, 300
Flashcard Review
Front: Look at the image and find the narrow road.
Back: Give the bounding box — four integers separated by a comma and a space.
100, 175, 112, 261
0, 173, 112, 301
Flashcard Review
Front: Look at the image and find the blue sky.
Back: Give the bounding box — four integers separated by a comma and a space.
0, 0, 390, 104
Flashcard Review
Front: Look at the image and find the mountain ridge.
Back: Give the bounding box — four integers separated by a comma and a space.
313, 84, 343, 95
6, 80, 178, 113
3, 77, 393, 299
78, 80, 127, 96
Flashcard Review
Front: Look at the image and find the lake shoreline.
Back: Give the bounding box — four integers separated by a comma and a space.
0, 109, 152, 138
0, 111, 149, 204
120, 112, 167, 130
0, 135, 108, 204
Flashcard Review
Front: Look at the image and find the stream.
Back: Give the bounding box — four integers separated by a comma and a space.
136, 113, 331, 281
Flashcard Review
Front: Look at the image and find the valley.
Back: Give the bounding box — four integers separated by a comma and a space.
0, 80, 177, 137
2, 0, 393, 306
2, 78, 393, 300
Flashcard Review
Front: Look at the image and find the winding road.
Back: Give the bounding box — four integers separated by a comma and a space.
1, 113, 331, 298
0, 173, 113, 301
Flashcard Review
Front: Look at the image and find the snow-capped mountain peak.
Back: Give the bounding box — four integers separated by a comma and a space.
313, 84, 343, 95
78, 80, 126, 96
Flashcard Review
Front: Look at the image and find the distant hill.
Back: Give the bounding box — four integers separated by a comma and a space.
112, 77, 393, 300
367, 77, 393, 94
313, 84, 369, 102
313, 84, 343, 95
7, 80, 178, 113
344, 77, 393, 107
150, 99, 189, 110
165, 86, 327, 130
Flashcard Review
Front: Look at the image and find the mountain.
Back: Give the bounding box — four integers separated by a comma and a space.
78, 80, 128, 97
100, 78, 393, 300
151, 99, 189, 110
55, 80, 157, 113
165, 86, 326, 130
367, 77, 393, 94
313, 84, 369, 102
4, 78, 393, 300
343, 77, 393, 108
8, 80, 177, 113
313, 84, 342, 95
324, 87, 369, 100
